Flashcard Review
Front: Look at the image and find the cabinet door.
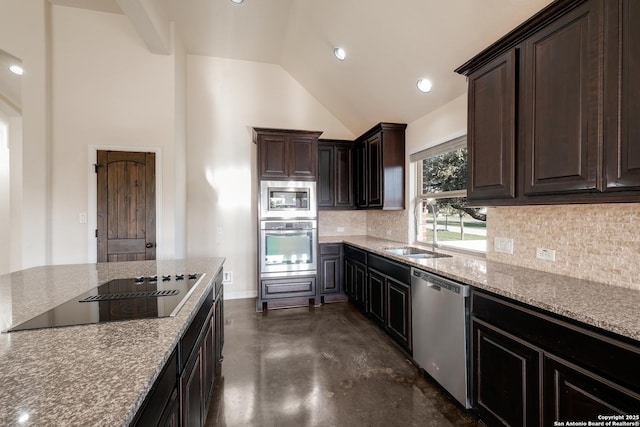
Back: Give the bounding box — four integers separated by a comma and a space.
181, 346, 203, 427
355, 262, 368, 312
344, 258, 355, 298
472, 319, 541, 426
158, 388, 179, 427
386, 277, 411, 352
367, 134, 383, 207
259, 134, 288, 179
317, 145, 335, 207
335, 145, 354, 207
319, 254, 342, 294
215, 291, 224, 364
355, 142, 367, 207
604, 0, 640, 190
544, 355, 640, 422
467, 50, 516, 201
522, 2, 601, 195
367, 269, 386, 326
289, 136, 317, 179
202, 315, 215, 409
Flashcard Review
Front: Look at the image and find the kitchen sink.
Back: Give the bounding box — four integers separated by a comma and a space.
382, 247, 452, 259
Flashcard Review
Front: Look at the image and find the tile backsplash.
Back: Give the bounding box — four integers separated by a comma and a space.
318, 209, 408, 243
487, 204, 640, 290
318, 211, 367, 236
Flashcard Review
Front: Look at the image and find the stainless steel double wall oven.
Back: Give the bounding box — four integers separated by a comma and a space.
259, 181, 318, 279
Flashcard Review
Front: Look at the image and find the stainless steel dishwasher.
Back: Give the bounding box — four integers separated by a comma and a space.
411, 267, 471, 408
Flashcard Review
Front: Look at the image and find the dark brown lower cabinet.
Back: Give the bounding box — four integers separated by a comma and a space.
472, 318, 540, 426
367, 269, 386, 326
132, 272, 224, 427
386, 277, 411, 352
344, 245, 368, 312
544, 355, 640, 421
158, 388, 179, 427
318, 244, 344, 300
181, 343, 204, 427
472, 290, 640, 427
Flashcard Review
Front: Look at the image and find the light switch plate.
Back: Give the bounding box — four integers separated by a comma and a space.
494, 237, 514, 254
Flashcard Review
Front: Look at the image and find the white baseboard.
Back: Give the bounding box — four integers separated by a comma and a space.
224, 290, 257, 300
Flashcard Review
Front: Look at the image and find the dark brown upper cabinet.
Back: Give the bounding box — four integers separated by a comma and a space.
466, 50, 516, 202
318, 140, 355, 209
253, 128, 322, 181
604, 0, 640, 191
457, 0, 640, 205
522, 1, 601, 196
355, 123, 406, 210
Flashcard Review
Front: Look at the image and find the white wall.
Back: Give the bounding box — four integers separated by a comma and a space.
186, 56, 354, 298
50, 5, 181, 263
0, 111, 9, 274
0, 0, 50, 269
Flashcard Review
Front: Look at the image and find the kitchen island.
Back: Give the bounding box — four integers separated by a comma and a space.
0, 258, 224, 426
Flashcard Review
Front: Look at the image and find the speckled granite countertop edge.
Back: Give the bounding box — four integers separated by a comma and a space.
320, 235, 640, 343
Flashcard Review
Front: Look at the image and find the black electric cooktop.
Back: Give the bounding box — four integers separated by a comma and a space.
7, 273, 204, 332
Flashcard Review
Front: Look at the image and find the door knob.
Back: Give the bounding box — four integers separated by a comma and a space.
145, 243, 154, 248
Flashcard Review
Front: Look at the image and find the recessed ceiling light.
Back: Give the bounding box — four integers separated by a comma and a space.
9, 64, 23, 76
230, 0, 244, 3
334, 47, 346, 61
417, 78, 432, 93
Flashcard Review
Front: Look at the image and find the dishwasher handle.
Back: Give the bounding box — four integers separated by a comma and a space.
411, 268, 470, 297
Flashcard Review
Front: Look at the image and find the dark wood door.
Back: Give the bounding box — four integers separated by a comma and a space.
334, 144, 354, 207
158, 388, 180, 427
319, 254, 341, 294
367, 269, 386, 326
355, 142, 367, 207
355, 261, 367, 312
344, 258, 355, 298
367, 134, 383, 207
472, 319, 541, 426
202, 315, 215, 409
215, 289, 224, 364
544, 355, 640, 423
97, 150, 156, 262
289, 135, 317, 179
604, 0, 640, 190
317, 144, 334, 207
181, 346, 203, 427
258, 134, 288, 179
522, 2, 601, 195
386, 277, 411, 352
467, 49, 516, 201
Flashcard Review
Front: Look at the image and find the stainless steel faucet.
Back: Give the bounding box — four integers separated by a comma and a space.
426, 199, 438, 248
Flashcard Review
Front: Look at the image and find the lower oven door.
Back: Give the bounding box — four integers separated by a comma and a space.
260, 221, 317, 276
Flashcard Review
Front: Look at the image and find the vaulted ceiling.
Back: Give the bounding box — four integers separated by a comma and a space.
48, 0, 554, 134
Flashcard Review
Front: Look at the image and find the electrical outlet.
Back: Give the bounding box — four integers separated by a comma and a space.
79, 213, 87, 224
536, 248, 556, 261
337, 226, 345, 232
223, 271, 233, 284
494, 237, 514, 255
217, 226, 223, 235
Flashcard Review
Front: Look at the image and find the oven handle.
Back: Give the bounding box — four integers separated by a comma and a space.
263, 229, 313, 234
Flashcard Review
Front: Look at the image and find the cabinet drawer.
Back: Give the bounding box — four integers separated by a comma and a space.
344, 245, 367, 264
367, 253, 409, 283
320, 243, 342, 255
261, 277, 316, 299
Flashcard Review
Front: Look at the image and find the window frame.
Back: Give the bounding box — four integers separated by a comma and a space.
411, 135, 486, 255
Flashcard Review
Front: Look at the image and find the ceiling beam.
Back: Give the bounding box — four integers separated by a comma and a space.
115, 0, 171, 55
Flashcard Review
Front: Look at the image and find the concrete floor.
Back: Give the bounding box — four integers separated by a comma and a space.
205, 298, 479, 427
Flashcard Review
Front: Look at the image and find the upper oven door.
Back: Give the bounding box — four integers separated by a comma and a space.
260, 180, 317, 219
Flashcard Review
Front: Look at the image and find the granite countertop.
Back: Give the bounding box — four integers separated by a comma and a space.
321, 235, 640, 343
0, 257, 224, 427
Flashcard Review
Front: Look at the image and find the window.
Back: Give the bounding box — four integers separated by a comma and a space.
411, 135, 486, 253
